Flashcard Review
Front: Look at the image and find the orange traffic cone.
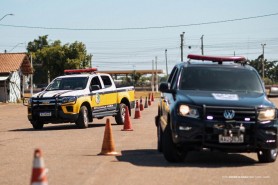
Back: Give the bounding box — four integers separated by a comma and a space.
122, 106, 133, 131
139, 96, 144, 111
31, 149, 48, 185
148, 94, 152, 106
134, 100, 141, 119
99, 118, 119, 156
144, 96, 149, 108
151, 92, 154, 102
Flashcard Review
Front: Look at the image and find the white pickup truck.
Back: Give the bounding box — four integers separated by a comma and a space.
25, 68, 135, 129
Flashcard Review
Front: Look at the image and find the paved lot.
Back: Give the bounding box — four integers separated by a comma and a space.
0, 98, 278, 185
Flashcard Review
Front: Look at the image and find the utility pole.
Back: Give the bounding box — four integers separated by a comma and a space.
165, 49, 168, 77
151, 60, 154, 92
155, 56, 158, 92
180, 32, 185, 61
261, 43, 266, 79
30, 54, 33, 95
201, 35, 204, 55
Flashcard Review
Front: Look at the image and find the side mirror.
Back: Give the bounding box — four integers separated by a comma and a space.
159, 82, 176, 93
22, 97, 30, 106
90, 85, 100, 91
268, 86, 278, 98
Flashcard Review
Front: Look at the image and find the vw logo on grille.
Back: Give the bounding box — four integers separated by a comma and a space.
223, 110, 235, 119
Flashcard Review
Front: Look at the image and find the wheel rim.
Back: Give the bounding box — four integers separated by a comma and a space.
83, 109, 88, 124
121, 106, 126, 121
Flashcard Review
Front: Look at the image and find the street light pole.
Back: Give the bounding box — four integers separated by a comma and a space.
165, 49, 168, 77
0, 13, 14, 22
261, 43, 266, 79
180, 32, 185, 62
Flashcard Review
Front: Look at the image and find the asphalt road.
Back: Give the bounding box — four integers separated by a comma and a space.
1, 98, 278, 185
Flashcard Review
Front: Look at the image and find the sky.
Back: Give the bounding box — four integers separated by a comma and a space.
1, 0, 278, 73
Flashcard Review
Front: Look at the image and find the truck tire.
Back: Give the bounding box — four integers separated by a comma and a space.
257, 148, 278, 163
115, 103, 126, 125
162, 125, 185, 162
31, 120, 44, 130
76, 106, 89, 128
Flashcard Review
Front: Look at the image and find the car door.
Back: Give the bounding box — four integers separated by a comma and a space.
89, 75, 107, 114
100, 75, 117, 112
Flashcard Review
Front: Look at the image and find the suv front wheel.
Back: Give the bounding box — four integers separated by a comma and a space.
257, 148, 278, 163
162, 124, 186, 162
75, 106, 89, 128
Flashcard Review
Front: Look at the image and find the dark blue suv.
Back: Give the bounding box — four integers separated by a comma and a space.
156, 54, 278, 163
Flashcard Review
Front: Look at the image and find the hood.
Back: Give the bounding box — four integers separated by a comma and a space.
33, 90, 86, 98
176, 90, 274, 108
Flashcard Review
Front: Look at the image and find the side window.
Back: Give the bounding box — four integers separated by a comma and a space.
168, 67, 179, 89
90, 76, 102, 90
101, 75, 112, 88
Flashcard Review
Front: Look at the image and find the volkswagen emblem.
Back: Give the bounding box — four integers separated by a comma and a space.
223, 110, 235, 119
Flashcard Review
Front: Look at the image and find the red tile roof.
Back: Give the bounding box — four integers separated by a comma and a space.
0, 53, 32, 75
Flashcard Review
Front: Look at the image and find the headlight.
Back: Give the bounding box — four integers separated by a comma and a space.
60, 96, 77, 104
258, 109, 275, 121
178, 105, 199, 118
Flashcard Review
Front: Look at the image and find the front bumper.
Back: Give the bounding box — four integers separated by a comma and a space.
27, 98, 79, 123
172, 117, 278, 152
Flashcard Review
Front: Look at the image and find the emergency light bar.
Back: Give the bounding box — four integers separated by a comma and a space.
64, 68, 98, 74
187, 54, 246, 64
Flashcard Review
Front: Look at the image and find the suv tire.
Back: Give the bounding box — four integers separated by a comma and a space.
31, 120, 44, 130
257, 148, 278, 163
156, 115, 163, 152
76, 106, 89, 128
162, 124, 185, 162
115, 103, 126, 125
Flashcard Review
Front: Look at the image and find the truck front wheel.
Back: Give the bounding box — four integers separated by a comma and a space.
162, 125, 186, 162
115, 103, 126, 125
76, 106, 89, 128
257, 148, 278, 163
31, 120, 44, 130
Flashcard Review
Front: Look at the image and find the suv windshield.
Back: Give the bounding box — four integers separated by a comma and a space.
179, 67, 263, 93
46, 77, 88, 91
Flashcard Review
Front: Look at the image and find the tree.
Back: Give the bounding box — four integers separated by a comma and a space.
248, 56, 278, 84
27, 35, 92, 85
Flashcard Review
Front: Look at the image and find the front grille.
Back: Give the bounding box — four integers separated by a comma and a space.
204, 106, 256, 122
31, 98, 61, 111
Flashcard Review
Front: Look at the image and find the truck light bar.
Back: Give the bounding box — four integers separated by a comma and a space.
64, 68, 98, 74
187, 54, 246, 64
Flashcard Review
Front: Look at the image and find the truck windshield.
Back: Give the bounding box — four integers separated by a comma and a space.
179, 67, 264, 93
46, 77, 88, 91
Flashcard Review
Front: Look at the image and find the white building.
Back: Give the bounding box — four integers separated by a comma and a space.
0, 53, 32, 103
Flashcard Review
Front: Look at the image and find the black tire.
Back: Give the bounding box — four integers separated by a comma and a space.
31, 120, 44, 130
257, 148, 278, 163
115, 103, 126, 125
156, 115, 163, 152
162, 125, 185, 162
75, 106, 89, 128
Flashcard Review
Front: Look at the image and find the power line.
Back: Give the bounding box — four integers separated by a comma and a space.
0, 12, 278, 31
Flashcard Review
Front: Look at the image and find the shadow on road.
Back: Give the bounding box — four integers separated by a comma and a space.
9, 123, 107, 132
116, 149, 258, 168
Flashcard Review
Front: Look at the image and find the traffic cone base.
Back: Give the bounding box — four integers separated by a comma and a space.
98, 118, 120, 156
122, 106, 133, 131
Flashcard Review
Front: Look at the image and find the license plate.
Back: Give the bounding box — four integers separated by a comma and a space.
219, 134, 244, 143
39, 112, 52, 117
